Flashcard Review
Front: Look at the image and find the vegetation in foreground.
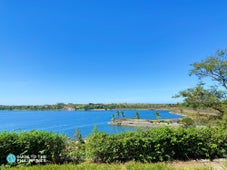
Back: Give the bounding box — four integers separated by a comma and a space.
0, 126, 226, 166
1, 161, 223, 170
85, 127, 226, 163
0, 131, 66, 165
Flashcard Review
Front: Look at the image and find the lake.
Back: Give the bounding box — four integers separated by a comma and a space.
0, 110, 183, 138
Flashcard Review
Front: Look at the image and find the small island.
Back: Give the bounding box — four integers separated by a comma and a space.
107, 110, 197, 128
108, 118, 181, 128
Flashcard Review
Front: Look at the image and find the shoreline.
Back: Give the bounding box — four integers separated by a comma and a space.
0, 108, 185, 118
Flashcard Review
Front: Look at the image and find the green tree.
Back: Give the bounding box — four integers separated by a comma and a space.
92, 124, 98, 133
112, 114, 116, 121
121, 111, 125, 118
174, 49, 227, 119
56, 103, 65, 110
180, 117, 194, 127
74, 128, 84, 143
190, 49, 227, 89
116, 111, 120, 119
135, 112, 140, 119
154, 111, 161, 120
174, 85, 225, 114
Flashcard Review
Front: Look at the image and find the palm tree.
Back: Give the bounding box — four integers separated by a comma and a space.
121, 111, 125, 118
112, 114, 116, 121
116, 111, 120, 119
155, 111, 161, 120
135, 112, 140, 119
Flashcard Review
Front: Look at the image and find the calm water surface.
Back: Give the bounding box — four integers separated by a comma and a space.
0, 110, 182, 138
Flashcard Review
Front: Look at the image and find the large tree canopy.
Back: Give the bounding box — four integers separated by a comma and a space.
175, 49, 227, 118
190, 49, 227, 89
174, 85, 226, 116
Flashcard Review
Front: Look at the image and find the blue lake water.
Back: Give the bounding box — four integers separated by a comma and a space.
0, 110, 183, 138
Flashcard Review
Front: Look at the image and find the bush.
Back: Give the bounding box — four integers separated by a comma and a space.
63, 140, 86, 164
85, 127, 227, 163
180, 117, 194, 127
1, 127, 226, 165
0, 130, 66, 165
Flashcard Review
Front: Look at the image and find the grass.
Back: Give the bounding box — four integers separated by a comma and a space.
167, 107, 221, 125
0, 162, 216, 170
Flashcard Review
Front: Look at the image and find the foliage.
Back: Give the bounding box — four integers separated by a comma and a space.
190, 49, 227, 89
0, 103, 176, 111
121, 111, 125, 118
0, 161, 216, 170
0, 128, 226, 167
111, 114, 116, 121
180, 117, 194, 127
115, 111, 120, 119
135, 112, 140, 119
64, 128, 87, 164
73, 128, 84, 144
63, 140, 85, 164
174, 85, 226, 116
0, 130, 66, 165
110, 111, 126, 122
155, 111, 161, 120
85, 127, 227, 163
174, 49, 227, 121
91, 125, 98, 134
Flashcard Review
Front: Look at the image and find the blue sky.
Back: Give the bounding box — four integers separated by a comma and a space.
0, 0, 227, 105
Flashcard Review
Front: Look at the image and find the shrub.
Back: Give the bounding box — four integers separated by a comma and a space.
0, 130, 66, 165
180, 117, 194, 127
85, 127, 227, 163
63, 140, 86, 164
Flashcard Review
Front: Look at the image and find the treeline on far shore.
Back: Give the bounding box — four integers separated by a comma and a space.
0, 103, 177, 111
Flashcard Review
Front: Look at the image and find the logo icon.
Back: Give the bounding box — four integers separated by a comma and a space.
6, 153, 16, 164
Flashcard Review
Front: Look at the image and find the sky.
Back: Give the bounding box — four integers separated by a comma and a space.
0, 0, 227, 105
